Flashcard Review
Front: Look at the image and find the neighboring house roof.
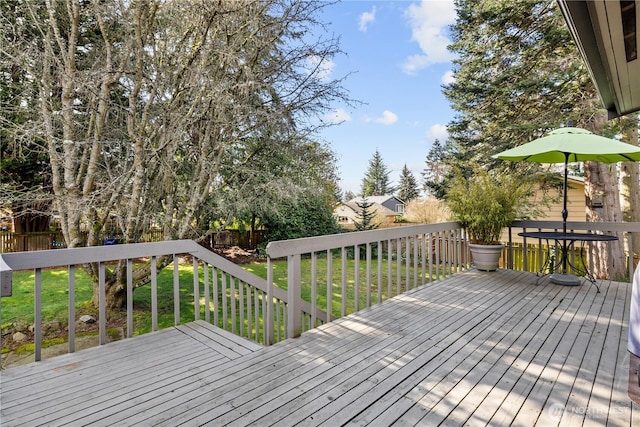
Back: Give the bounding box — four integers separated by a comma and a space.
347, 195, 405, 214
567, 175, 584, 185
347, 195, 405, 205
558, 0, 640, 118
349, 195, 404, 205
339, 201, 396, 218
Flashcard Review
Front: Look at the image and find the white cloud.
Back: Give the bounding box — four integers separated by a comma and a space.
426, 123, 448, 142
441, 70, 456, 85
359, 6, 376, 32
374, 110, 398, 125
307, 55, 335, 81
324, 108, 352, 124
402, 0, 457, 75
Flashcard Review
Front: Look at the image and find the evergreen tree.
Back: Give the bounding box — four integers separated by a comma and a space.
343, 190, 357, 201
444, 0, 626, 279
397, 164, 419, 202
353, 197, 378, 231
262, 193, 339, 243
361, 149, 395, 197
443, 0, 600, 176
422, 139, 449, 198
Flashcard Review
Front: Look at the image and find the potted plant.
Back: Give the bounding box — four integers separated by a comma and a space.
445, 168, 532, 271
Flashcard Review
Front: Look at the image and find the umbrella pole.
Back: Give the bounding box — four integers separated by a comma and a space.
562, 153, 568, 275
550, 152, 581, 286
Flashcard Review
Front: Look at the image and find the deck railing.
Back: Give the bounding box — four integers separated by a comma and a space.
0, 240, 284, 362
0, 223, 468, 363
3, 219, 639, 364
265, 222, 468, 339
505, 220, 640, 281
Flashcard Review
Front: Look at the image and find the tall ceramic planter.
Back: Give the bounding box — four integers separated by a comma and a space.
469, 243, 504, 271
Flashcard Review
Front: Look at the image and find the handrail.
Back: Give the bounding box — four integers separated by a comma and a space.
266, 222, 462, 258
511, 219, 640, 233
265, 222, 469, 339
507, 220, 640, 281
0, 240, 284, 362
7, 219, 635, 364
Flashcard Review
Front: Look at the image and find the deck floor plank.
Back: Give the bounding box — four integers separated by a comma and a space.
492, 276, 598, 426
1, 268, 638, 426
150, 271, 503, 426
479, 280, 585, 425
2, 331, 212, 404
178, 320, 263, 355
607, 278, 635, 427
535, 282, 614, 427
1, 327, 191, 391
561, 281, 620, 426
245, 272, 521, 426
413, 278, 572, 426
395, 275, 567, 426
1, 324, 244, 426
315, 269, 551, 427
581, 280, 632, 427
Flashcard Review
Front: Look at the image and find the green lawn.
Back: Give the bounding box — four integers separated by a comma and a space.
244, 255, 430, 318
1, 255, 433, 345
0, 264, 221, 334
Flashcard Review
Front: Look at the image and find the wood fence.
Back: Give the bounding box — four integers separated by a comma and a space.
0, 229, 266, 253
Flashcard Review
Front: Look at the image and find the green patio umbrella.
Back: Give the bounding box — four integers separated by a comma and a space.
494, 127, 640, 233
494, 126, 640, 283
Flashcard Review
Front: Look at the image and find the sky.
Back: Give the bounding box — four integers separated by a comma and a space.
314, 0, 458, 196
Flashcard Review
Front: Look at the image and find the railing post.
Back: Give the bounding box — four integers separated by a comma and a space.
127, 259, 133, 338
507, 226, 514, 270
287, 254, 302, 338
173, 255, 180, 326
629, 232, 635, 280
68, 265, 75, 352
151, 256, 158, 332
34, 268, 42, 361
193, 257, 200, 321
0, 255, 12, 296
99, 262, 106, 345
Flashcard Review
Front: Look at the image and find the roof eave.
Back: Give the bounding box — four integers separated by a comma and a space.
557, 0, 636, 119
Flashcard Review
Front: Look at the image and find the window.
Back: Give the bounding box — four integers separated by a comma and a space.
622, 1, 637, 62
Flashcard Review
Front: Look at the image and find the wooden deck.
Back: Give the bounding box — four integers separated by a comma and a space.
1, 269, 639, 426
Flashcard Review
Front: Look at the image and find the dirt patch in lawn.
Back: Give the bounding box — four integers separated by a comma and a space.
214, 246, 263, 264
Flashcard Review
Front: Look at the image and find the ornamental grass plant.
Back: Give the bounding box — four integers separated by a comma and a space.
446, 168, 533, 245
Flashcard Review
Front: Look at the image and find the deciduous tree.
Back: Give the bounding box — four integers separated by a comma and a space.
1, 0, 352, 307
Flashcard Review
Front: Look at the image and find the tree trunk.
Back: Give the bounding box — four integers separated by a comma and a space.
91, 255, 173, 310
93, 279, 128, 310
621, 160, 640, 260
584, 161, 626, 280
620, 115, 640, 261
583, 113, 626, 281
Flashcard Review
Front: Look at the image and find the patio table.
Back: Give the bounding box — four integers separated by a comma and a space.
518, 231, 617, 291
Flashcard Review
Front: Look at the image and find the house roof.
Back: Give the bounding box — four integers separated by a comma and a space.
338, 201, 397, 218
558, 0, 640, 118
346, 195, 404, 205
